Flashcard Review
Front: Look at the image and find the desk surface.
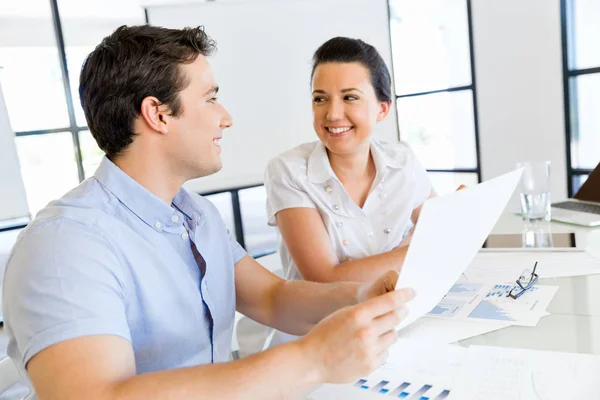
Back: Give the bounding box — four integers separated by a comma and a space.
460, 214, 600, 354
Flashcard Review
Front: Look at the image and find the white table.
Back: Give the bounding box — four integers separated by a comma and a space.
460, 214, 600, 354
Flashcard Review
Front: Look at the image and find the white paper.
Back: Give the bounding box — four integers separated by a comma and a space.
464, 251, 600, 282
395, 169, 523, 330
398, 317, 511, 344
452, 345, 600, 399
426, 282, 558, 327
307, 340, 466, 400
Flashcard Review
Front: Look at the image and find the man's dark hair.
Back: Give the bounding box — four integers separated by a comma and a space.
79, 25, 216, 159
311, 37, 392, 103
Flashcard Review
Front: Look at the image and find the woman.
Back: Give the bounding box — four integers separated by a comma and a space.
265, 37, 435, 284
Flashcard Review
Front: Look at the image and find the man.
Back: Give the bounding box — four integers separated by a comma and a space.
2, 25, 414, 399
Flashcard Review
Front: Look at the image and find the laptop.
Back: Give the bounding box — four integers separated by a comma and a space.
552, 161, 600, 226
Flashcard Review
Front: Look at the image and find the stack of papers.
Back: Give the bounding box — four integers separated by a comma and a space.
425, 282, 557, 326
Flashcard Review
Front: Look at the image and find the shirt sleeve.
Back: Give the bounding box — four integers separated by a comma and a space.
228, 230, 247, 264
3, 219, 131, 367
264, 158, 317, 226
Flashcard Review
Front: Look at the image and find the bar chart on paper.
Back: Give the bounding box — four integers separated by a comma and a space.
428, 298, 466, 317
447, 283, 484, 296
426, 282, 557, 326
352, 377, 450, 399
307, 342, 466, 400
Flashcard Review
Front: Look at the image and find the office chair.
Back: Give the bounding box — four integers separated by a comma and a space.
0, 357, 34, 400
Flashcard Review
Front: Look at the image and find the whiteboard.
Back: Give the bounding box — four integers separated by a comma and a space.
148, 0, 398, 193
0, 81, 29, 221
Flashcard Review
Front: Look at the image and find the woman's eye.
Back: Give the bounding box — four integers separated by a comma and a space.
208, 97, 218, 103
313, 97, 325, 103
345, 95, 358, 101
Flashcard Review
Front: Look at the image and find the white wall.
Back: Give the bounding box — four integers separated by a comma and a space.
471, 0, 568, 205
148, 0, 399, 193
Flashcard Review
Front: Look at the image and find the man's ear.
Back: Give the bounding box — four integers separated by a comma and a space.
140, 96, 171, 134
376, 100, 391, 122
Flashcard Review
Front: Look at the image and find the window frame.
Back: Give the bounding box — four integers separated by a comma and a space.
386, 0, 482, 185
560, 0, 600, 196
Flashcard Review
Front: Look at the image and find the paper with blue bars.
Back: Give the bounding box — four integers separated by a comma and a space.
308, 340, 466, 400
394, 168, 524, 331
427, 282, 557, 326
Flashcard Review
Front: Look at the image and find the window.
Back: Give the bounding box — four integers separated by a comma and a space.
388, 0, 481, 194
14, 132, 80, 213
0, 0, 143, 217
562, 0, 600, 195
239, 186, 278, 258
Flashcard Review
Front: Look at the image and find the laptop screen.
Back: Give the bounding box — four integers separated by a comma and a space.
574, 161, 600, 202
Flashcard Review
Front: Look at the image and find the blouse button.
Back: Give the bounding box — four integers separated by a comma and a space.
384, 228, 392, 234
154, 221, 162, 229
181, 231, 189, 240
336, 221, 343, 228
343, 240, 349, 246
325, 185, 333, 193
333, 205, 340, 212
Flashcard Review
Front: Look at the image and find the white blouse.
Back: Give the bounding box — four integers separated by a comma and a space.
264, 138, 432, 281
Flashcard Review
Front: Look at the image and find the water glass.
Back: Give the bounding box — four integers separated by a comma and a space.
521, 221, 553, 248
517, 161, 551, 221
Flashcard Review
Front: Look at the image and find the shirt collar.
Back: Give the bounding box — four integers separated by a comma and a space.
306, 138, 406, 184
94, 157, 203, 231
307, 141, 335, 183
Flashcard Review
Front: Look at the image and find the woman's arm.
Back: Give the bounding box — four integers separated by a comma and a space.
276, 207, 408, 283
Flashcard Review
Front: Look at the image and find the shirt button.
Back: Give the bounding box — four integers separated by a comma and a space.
336, 221, 343, 228
367, 231, 374, 237
171, 214, 179, 223
333, 205, 340, 211
325, 185, 333, 193
154, 221, 162, 229
181, 231, 189, 240
343, 240, 348, 246
384, 228, 392, 234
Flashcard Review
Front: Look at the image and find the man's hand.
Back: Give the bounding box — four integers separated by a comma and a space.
296, 284, 415, 384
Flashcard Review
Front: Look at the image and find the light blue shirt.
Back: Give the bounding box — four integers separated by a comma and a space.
2, 157, 246, 385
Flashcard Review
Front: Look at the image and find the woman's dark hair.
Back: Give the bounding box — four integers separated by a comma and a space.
79, 25, 216, 159
311, 37, 392, 103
